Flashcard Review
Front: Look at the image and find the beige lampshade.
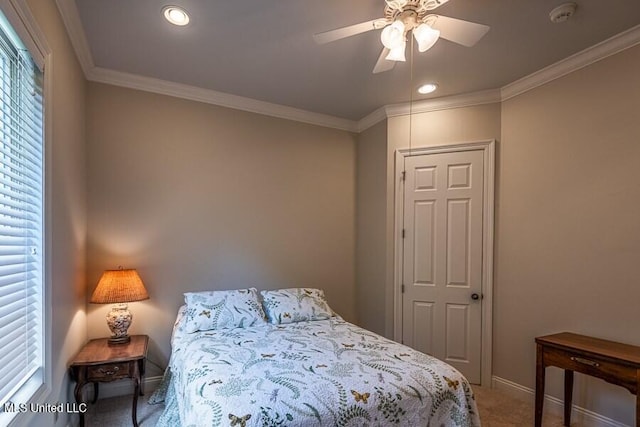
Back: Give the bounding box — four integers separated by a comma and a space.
90, 269, 149, 304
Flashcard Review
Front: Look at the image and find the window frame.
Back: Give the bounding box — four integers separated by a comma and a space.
0, 1, 51, 426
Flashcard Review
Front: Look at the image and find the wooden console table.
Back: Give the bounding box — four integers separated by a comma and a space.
535, 332, 640, 427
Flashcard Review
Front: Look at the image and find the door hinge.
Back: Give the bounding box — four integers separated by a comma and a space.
401, 284, 405, 293
402, 229, 405, 239
401, 171, 406, 181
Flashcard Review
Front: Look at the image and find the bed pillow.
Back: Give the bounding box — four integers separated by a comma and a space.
260, 288, 333, 324
182, 288, 267, 333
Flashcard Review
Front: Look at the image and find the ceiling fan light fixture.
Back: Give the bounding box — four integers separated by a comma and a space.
312, 0, 492, 75
386, 41, 407, 62
413, 23, 440, 52
163, 5, 190, 26
381, 20, 406, 49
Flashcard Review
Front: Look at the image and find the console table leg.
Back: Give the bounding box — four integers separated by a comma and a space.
564, 370, 573, 426
535, 343, 545, 427
636, 370, 639, 427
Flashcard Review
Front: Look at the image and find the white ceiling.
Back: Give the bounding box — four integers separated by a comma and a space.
69, 0, 640, 122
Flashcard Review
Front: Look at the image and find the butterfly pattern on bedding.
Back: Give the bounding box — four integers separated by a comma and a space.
156, 317, 480, 427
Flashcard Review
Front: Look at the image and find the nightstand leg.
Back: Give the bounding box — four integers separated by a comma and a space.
73, 381, 85, 427
139, 359, 145, 396
132, 377, 140, 427
564, 370, 573, 426
91, 382, 99, 403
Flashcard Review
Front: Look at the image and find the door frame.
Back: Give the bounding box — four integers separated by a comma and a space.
393, 139, 495, 386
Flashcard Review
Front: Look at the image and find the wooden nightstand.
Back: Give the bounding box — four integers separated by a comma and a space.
69, 335, 148, 427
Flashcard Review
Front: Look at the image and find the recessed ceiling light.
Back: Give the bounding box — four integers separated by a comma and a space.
163, 5, 190, 26
417, 83, 438, 95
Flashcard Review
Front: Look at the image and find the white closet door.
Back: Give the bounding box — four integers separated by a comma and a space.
402, 149, 484, 384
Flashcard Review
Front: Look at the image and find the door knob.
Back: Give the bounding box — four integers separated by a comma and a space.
471, 293, 481, 301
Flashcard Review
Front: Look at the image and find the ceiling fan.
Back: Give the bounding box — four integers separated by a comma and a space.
313, 0, 490, 74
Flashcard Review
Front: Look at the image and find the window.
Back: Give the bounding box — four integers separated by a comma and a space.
0, 8, 44, 424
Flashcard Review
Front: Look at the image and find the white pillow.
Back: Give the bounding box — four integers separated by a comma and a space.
260, 288, 333, 324
182, 288, 267, 332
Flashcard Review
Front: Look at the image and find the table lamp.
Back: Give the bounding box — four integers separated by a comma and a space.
90, 267, 149, 345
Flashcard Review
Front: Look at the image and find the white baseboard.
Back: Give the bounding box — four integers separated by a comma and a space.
83, 375, 163, 400
491, 376, 629, 427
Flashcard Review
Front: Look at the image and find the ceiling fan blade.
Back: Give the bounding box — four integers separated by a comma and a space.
430, 15, 490, 47
372, 48, 396, 74
313, 19, 388, 45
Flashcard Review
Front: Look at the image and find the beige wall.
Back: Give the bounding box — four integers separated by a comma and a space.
359, 46, 640, 423
355, 120, 388, 335
24, 0, 87, 426
85, 83, 357, 370
496, 44, 640, 424
355, 44, 640, 424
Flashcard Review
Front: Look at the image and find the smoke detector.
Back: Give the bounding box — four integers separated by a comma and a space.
549, 2, 577, 23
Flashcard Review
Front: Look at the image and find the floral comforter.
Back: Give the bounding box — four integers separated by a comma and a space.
156, 315, 480, 427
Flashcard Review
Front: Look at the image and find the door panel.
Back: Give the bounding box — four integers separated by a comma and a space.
402, 150, 484, 384
447, 199, 470, 286
412, 301, 435, 355
413, 201, 435, 285
445, 303, 470, 361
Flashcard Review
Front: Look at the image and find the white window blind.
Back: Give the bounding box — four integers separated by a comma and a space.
0, 7, 44, 418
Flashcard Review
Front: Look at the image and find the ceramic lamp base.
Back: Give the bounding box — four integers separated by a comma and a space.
106, 303, 133, 345
108, 335, 131, 345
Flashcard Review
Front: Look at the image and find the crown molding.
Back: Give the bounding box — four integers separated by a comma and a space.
55, 0, 94, 76
55, 0, 640, 133
55, 0, 356, 131
386, 89, 502, 117
356, 106, 388, 133
501, 24, 640, 101
357, 89, 502, 132
360, 24, 640, 129
90, 67, 359, 132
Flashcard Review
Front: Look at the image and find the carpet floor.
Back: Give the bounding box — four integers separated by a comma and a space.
82, 385, 566, 426
473, 386, 566, 426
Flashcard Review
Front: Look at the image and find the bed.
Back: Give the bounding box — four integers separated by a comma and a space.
154, 288, 480, 427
